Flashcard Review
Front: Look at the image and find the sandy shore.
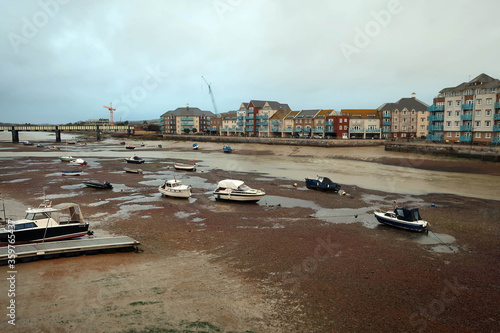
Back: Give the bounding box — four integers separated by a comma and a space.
1, 140, 499, 332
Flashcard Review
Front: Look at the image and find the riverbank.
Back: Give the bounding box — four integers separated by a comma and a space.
1, 142, 499, 332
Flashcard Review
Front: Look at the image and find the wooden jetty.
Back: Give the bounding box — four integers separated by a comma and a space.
0, 236, 140, 265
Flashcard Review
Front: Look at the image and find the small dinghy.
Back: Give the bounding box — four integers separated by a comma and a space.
82, 181, 113, 189
174, 162, 197, 171
61, 170, 82, 176
124, 167, 143, 174
223, 145, 232, 153
70, 158, 87, 166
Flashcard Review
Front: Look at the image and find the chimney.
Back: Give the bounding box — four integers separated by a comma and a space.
411, 92, 416, 98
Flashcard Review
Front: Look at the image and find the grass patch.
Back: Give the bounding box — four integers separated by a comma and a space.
129, 301, 161, 307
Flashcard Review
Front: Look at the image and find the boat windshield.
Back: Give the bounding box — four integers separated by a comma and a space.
25, 212, 51, 220
14, 222, 37, 230
237, 185, 251, 191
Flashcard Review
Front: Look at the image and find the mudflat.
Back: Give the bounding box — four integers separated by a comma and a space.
1, 140, 499, 332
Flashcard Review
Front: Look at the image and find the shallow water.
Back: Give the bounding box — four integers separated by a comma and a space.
1, 141, 498, 200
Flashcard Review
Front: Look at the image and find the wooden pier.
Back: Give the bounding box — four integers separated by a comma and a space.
0, 236, 140, 265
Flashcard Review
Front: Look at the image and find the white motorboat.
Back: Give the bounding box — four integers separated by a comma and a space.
374, 206, 429, 232
70, 158, 87, 165
0, 200, 90, 246
158, 179, 192, 198
213, 179, 265, 202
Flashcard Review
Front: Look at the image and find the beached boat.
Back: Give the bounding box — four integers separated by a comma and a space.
158, 179, 192, 198
174, 162, 197, 171
59, 156, 75, 162
213, 179, 265, 202
192, 143, 199, 150
37, 143, 45, 148
61, 170, 82, 176
223, 145, 232, 153
305, 176, 341, 192
125, 145, 136, 149
374, 206, 429, 232
125, 156, 145, 164
124, 167, 143, 174
0, 201, 90, 246
82, 181, 113, 189
22, 141, 34, 145
69, 158, 87, 166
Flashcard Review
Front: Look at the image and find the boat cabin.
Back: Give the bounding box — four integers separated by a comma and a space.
393, 207, 422, 221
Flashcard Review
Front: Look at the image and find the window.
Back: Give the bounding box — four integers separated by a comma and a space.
456, 132, 460, 137
447, 121, 451, 127
456, 111, 460, 116
420, 125, 425, 130
403, 110, 407, 115
454, 121, 459, 127
486, 133, 491, 138
339, 119, 342, 123
421, 118, 425, 122
486, 110, 491, 116
485, 121, 491, 127
395, 118, 398, 122
456, 101, 461, 106
339, 126, 342, 130
486, 98, 492, 105
477, 99, 482, 105
447, 132, 452, 137
403, 118, 407, 123
475, 132, 481, 138
475, 121, 481, 127
476, 110, 481, 116
394, 126, 398, 130
402, 126, 407, 130
402, 133, 406, 138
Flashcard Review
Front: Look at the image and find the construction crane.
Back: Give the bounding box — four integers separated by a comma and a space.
201, 76, 218, 115
103, 102, 116, 125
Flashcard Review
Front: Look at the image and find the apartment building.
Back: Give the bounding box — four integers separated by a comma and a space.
160, 105, 214, 134
237, 100, 291, 137
341, 109, 380, 139
427, 73, 500, 144
378, 94, 429, 139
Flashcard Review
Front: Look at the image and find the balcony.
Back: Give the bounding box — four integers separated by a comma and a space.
271, 127, 280, 132
461, 103, 473, 110
427, 125, 443, 131
383, 113, 392, 118
245, 128, 253, 132
382, 128, 391, 133
180, 117, 194, 121
426, 134, 444, 141
245, 116, 254, 120
460, 125, 472, 132
271, 120, 280, 126
325, 129, 335, 133
495, 102, 500, 109
494, 125, 500, 132
382, 120, 391, 126
494, 113, 500, 120
459, 136, 472, 142
237, 116, 244, 120
236, 121, 243, 126
366, 128, 380, 133
256, 121, 268, 126
325, 121, 334, 126
460, 114, 472, 121
283, 128, 292, 132
492, 136, 500, 143
312, 128, 324, 133
293, 128, 303, 132
350, 128, 364, 133
428, 114, 444, 122
256, 115, 269, 120
428, 104, 445, 112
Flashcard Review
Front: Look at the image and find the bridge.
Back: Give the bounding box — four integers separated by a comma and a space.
0, 125, 134, 143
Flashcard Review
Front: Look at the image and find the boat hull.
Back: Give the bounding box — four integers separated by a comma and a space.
0, 223, 90, 246
126, 159, 144, 164
213, 191, 264, 202
158, 187, 191, 198
174, 164, 196, 171
305, 178, 341, 192
374, 212, 428, 232
82, 181, 113, 189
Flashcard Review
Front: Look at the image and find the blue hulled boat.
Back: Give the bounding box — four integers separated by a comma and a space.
223, 145, 232, 153
305, 176, 341, 192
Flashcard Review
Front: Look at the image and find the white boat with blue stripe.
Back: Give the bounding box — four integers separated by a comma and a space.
374, 206, 429, 232
213, 179, 265, 202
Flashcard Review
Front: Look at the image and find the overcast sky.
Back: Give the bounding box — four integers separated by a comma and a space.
1, 0, 499, 124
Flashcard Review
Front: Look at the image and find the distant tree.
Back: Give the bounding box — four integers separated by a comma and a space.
192, 128, 198, 134
147, 124, 160, 132
183, 128, 190, 134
